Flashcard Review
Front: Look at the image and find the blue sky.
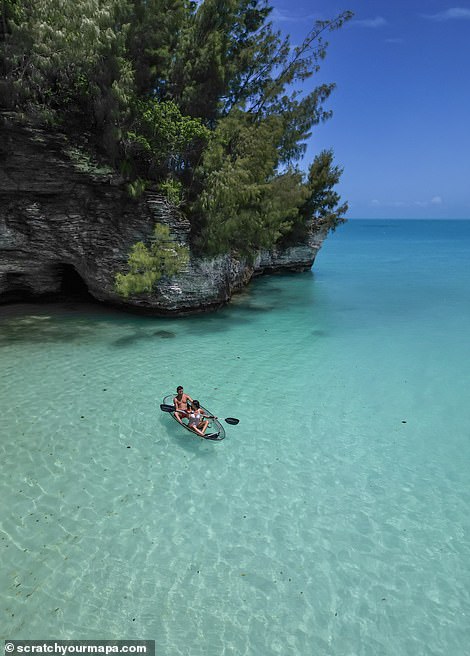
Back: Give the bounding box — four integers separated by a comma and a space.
270, 0, 470, 218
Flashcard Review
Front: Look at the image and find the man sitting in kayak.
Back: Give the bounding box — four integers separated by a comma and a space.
173, 386, 193, 424
187, 400, 217, 437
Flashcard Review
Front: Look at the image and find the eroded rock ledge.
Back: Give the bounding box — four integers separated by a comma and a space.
0, 114, 327, 314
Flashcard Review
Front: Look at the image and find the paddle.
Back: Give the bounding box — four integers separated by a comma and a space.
224, 417, 240, 425
159, 403, 239, 425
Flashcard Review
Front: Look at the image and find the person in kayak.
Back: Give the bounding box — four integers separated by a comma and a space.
187, 400, 217, 437
173, 386, 193, 424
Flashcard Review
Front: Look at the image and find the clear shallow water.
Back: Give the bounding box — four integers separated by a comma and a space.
1, 220, 469, 655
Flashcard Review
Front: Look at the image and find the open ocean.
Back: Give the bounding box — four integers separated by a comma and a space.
1, 219, 469, 655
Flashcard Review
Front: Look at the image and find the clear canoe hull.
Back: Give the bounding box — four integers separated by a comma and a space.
162, 394, 226, 441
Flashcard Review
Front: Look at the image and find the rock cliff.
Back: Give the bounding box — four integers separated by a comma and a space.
0, 113, 327, 314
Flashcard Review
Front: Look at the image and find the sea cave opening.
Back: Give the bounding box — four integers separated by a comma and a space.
55, 263, 95, 301
0, 265, 99, 307
1, 272, 35, 303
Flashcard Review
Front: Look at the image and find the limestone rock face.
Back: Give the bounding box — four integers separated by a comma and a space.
0, 114, 327, 314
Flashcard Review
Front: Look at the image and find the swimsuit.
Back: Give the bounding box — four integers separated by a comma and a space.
188, 411, 202, 428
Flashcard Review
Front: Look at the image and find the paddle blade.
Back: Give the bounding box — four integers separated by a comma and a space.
160, 403, 176, 412
203, 432, 222, 441
224, 417, 239, 425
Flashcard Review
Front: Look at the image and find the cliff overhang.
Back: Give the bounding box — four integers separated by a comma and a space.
0, 114, 327, 315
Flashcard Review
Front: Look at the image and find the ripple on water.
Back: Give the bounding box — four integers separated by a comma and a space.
2, 224, 470, 654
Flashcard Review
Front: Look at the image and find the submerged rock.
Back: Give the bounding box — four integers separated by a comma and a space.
0, 113, 328, 315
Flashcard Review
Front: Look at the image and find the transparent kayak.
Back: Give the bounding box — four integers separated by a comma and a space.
162, 394, 226, 441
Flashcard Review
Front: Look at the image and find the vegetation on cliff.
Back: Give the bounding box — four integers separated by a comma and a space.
1, 0, 351, 269
115, 223, 189, 297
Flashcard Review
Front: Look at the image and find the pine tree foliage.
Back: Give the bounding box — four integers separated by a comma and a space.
3, 0, 133, 158
193, 110, 307, 256
1, 0, 353, 273
126, 0, 189, 97
303, 149, 349, 230
124, 98, 210, 180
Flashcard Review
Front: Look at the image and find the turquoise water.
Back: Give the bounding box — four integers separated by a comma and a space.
1, 220, 469, 655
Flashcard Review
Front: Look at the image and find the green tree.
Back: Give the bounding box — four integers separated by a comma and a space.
115, 223, 189, 297
298, 149, 349, 235
4, 0, 134, 158
192, 111, 307, 256
1, 0, 25, 104
165, 0, 272, 122
123, 98, 210, 182
170, 3, 352, 253
125, 0, 189, 97
0, 0, 21, 43
2, 0, 351, 265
